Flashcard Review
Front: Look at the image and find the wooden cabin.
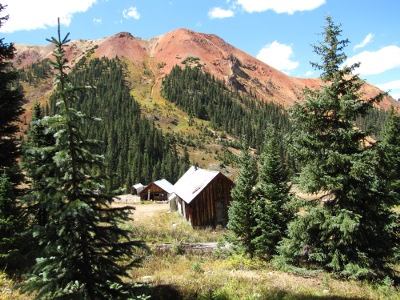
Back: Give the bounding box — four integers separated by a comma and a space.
171, 166, 233, 227
139, 179, 173, 201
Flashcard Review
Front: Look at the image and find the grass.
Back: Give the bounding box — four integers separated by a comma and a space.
126, 210, 227, 243
0, 272, 32, 300
129, 253, 400, 300
126, 209, 400, 300
2, 208, 399, 300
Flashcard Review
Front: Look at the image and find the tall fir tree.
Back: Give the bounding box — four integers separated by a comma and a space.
0, 3, 26, 273
379, 108, 400, 198
277, 16, 398, 279
227, 142, 258, 256
252, 124, 293, 258
21, 102, 55, 227
23, 21, 141, 299
0, 4, 24, 176
0, 171, 25, 271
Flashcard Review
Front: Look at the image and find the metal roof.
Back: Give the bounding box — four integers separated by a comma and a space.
153, 178, 174, 193
172, 166, 219, 204
132, 183, 144, 189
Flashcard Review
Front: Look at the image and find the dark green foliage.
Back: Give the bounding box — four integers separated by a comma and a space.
0, 4, 24, 178
252, 124, 293, 258
18, 58, 51, 86
227, 144, 258, 256
22, 24, 141, 299
355, 107, 388, 139
0, 4, 26, 273
49, 56, 185, 190
0, 171, 25, 271
379, 108, 400, 198
278, 16, 398, 280
161, 65, 291, 152
21, 102, 56, 231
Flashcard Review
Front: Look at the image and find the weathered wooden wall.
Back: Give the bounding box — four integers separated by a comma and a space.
139, 183, 169, 200
184, 173, 233, 227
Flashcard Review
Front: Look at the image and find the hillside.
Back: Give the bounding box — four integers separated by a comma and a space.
13, 28, 398, 110
11, 28, 398, 186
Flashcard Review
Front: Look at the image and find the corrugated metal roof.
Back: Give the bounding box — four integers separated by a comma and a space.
173, 166, 219, 204
153, 178, 174, 193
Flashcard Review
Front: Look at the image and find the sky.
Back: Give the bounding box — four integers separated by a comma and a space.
1, 0, 399, 100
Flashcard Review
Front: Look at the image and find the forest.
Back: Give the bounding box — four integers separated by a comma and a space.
0, 5, 399, 299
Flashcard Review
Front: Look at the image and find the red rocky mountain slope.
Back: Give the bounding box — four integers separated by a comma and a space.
12, 28, 398, 110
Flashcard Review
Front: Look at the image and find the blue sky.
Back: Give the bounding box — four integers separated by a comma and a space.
1, 0, 399, 100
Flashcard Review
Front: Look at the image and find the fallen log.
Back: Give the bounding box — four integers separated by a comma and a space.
153, 242, 230, 255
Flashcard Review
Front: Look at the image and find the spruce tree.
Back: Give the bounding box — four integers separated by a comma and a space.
252, 124, 293, 258
23, 22, 140, 299
0, 171, 24, 271
227, 143, 258, 256
21, 102, 55, 227
0, 4, 25, 273
278, 16, 398, 279
0, 4, 24, 176
379, 108, 400, 198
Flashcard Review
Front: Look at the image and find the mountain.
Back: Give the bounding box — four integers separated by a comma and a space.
11, 28, 398, 186
12, 28, 398, 110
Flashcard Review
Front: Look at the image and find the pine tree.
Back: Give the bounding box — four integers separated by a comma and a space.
0, 4, 26, 273
252, 124, 293, 258
21, 103, 55, 227
0, 171, 24, 271
379, 108, 400, 198
227, 143, 258, 256
23, 21, 141, 299
277, 16, 398, 279
0, 5, 24, 176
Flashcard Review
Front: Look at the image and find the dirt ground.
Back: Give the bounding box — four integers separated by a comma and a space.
112, 195, 170, 222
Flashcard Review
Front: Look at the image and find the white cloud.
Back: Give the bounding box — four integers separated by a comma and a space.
236, 0, 325, 14
123, 7, 140, 20
376, 80, 400, 100
345, 45, 400, 75
376, 79, 400, 91
93, 18, 102, 25
208, 7, 234, 19
305, 70, 314, 76
0, 0, 97, 32
256, 41, 299, 72
391, 93, 400, 101
353, 33, 374, 51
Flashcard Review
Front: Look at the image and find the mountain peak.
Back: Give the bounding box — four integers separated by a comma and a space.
12, 28, 398, 109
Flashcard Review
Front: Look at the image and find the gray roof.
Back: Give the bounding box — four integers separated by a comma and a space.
172, 166, 219, 204
153, 178, 174, 193
132, 183, 144, 189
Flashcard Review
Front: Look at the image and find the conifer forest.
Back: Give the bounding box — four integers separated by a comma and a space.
0, 3, 399, 298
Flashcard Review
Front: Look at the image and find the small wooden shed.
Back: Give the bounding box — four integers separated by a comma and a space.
139, 179, 174, 201
171, 166, 233, 227
131, 183, 144, 195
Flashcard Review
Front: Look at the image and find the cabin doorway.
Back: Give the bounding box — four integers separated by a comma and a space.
215, 200, 227, 225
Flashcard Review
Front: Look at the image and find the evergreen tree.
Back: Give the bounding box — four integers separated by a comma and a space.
252, 124, 293, 258
0, 4, 24, 176
21, 102, 55, 227
161, 65, 291, 152
23, 22, 140, 299
278, 16, 398, 279
48, 56, 185, 190
0, 3, 25, 273
379, 108, 400, 198
0, 171, 24, 271
227, 143, 258, 256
